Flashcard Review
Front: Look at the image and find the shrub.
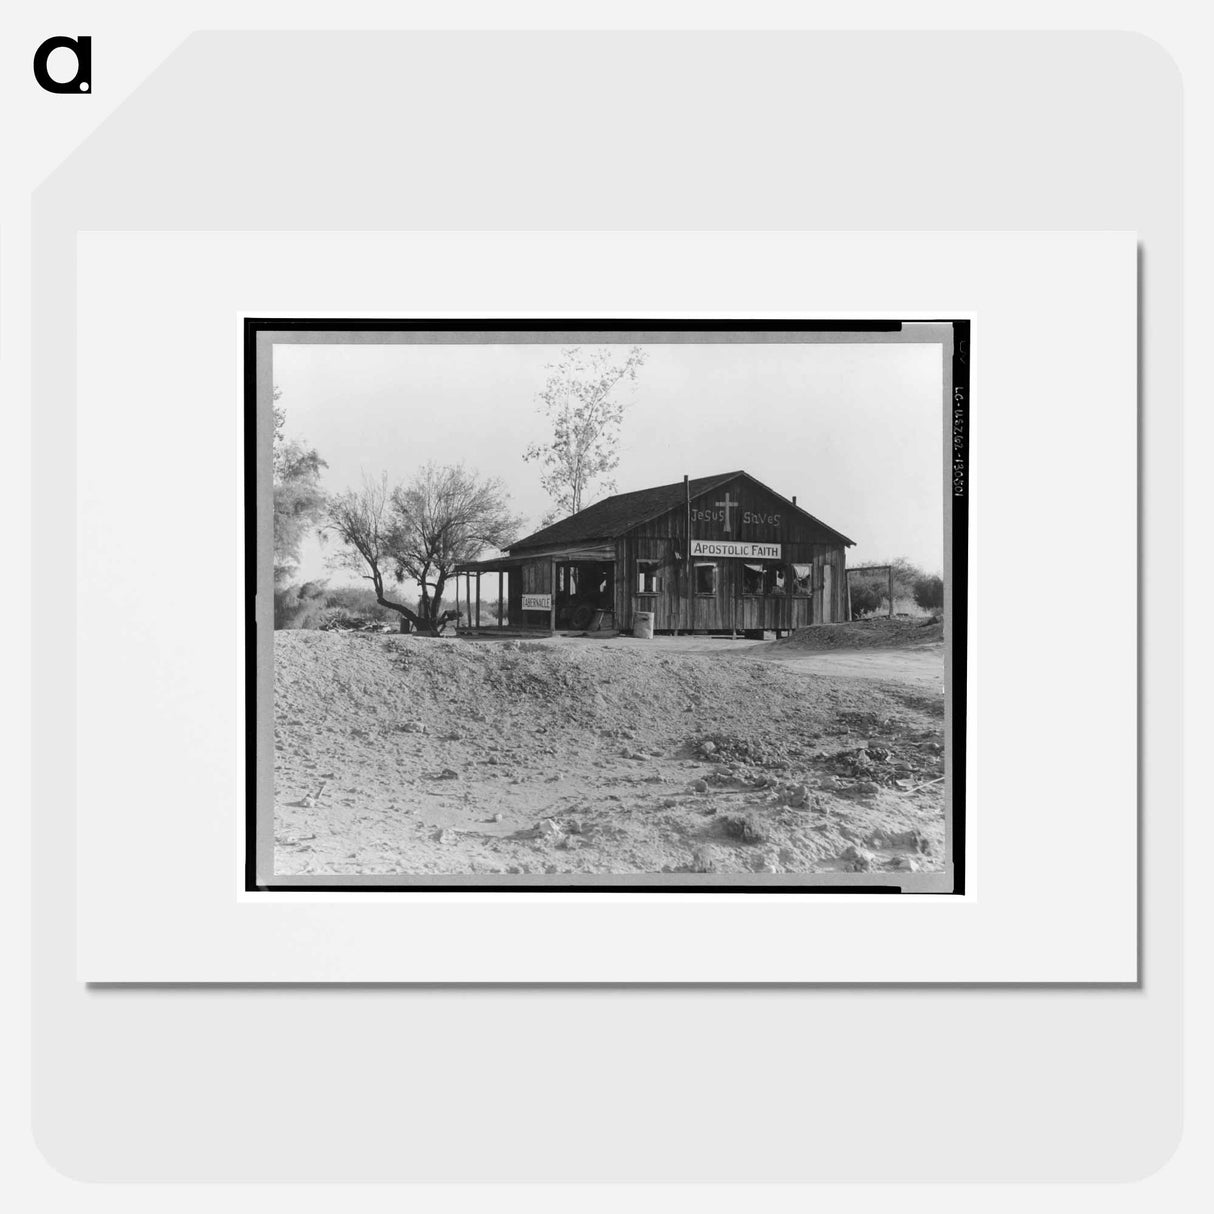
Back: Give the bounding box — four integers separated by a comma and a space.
848, 559, 944, 618
325, 586, 391, 621
912, 575, 944, 610
274, 582, 395, 629
273, 581, 329, 629
849, 582, 886, 618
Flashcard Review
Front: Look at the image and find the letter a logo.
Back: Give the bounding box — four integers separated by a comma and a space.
33, 35, 92, 93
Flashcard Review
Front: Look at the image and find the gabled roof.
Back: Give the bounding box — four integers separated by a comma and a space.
508, 470, 853, 551
508, 472, 741, 552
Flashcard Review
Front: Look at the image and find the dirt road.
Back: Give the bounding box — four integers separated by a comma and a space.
540, 632, 945, 689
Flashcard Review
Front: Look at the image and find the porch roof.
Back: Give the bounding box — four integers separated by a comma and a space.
455, 544, 616, 573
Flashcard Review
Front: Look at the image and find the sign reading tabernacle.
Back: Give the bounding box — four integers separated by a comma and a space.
689, 539, 782, 559
521, 593, 553, 611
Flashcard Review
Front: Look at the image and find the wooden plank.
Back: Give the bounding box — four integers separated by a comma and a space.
597, 486, 849, 634
684, 474, 691, 635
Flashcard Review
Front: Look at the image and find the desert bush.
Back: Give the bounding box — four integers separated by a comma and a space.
913, 575, 944, 610
849, 582, 886, 618
274, 582, 396, 629
325, 586, 391, 621
849, 558, 944, 618
273, 581, 329, 629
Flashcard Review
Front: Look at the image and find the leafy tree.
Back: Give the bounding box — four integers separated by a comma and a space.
272, 391, 327, 586
326, 464, 522, 635
523, 345, 647, 524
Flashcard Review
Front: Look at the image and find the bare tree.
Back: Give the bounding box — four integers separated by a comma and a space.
523, 345, 647, 524
325, 475, 411, 629
326, 465, 522, 635
389, 462, 522, 630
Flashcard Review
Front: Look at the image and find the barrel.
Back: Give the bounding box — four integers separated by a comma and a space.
634, 611, 654, 639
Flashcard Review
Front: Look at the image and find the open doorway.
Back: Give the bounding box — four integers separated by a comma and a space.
555, 561, 615, 629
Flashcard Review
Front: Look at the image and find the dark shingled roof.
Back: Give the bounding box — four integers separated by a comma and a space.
509, 471, 853, 551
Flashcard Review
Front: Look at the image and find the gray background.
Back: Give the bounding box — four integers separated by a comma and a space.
31, 32, 1179, 1181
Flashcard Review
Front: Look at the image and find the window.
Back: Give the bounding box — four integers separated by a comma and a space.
743, 560, 789, 596
637, 559, 662, 595
694, 561, 718, 595
791, 564, 813, 595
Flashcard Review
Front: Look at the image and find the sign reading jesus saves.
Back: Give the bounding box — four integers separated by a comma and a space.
689, 491, 782, 534
690, 540, 782, 559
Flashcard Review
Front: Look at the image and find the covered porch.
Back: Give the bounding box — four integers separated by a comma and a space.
453, 545, 617, 635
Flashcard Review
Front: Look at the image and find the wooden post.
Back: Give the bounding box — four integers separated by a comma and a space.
549, 559, 557, 633
684, 474, 691, 636
498, 571, 504, 627
888, 566, 894, 618
475, 572, 481, 629
455, 574, 460, 629
846, 567, 853, 622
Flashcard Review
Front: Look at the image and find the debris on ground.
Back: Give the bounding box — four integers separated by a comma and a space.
769, 617, 943, 651
273, 631, 946, 877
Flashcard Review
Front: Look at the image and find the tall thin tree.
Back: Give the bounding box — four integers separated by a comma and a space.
523, 345, 647, 524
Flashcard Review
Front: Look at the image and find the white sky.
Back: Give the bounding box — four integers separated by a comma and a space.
275, 338, 945, 589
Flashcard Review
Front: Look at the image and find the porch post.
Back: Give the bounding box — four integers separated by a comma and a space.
498, 571, 504, 627
549, 559, 557, 633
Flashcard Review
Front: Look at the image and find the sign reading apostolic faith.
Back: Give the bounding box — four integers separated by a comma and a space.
690, 539, 782, 560
521, 593, 553, 611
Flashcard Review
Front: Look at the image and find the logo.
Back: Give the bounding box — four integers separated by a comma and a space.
33, 35, 91, 93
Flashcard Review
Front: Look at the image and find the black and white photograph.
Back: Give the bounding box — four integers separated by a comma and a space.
249, 322, 966, 891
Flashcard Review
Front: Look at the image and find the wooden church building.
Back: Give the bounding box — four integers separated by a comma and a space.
455, 470, 854, 637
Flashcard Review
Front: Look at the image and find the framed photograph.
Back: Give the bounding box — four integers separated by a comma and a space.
73, 230, 1135, 982
248, 320, 968, 893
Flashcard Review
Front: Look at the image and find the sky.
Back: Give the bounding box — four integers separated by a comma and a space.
275, 336, 945, 589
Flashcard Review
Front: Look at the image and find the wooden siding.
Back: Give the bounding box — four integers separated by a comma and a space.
617, 474, 849, 632
502, 557, 554, 628
503, 475, 851, 633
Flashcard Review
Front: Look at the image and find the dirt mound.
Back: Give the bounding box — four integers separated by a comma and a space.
772, 618, 943, 652
273, 630, 946, 879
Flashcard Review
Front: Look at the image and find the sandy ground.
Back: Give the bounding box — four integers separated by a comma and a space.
273, 625, 948, 880
589, 633, 945, 689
